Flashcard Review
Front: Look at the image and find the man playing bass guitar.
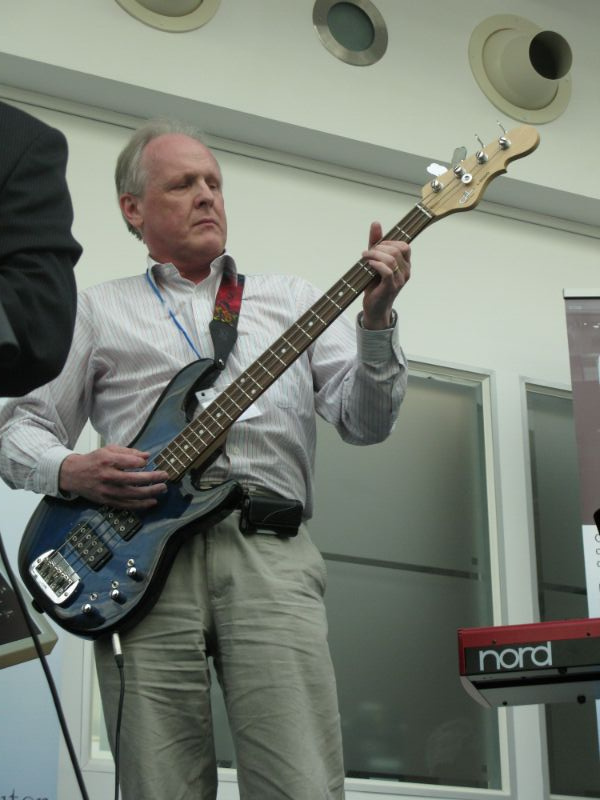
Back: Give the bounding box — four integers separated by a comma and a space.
0, 118, 411, 800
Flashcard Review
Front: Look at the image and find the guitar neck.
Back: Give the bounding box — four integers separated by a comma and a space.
154, 202, 434, 481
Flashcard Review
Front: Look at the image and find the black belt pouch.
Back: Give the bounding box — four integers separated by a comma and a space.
239, 492, 303, 537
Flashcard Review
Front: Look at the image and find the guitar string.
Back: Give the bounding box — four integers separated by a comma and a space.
40, 137, 534, 628
137, 204, 442, 488
156, 203, 435, 478
50, 159, 493, 578
155, 160, 479, 477
49, 205, 435, 578
164, 194, 444, 464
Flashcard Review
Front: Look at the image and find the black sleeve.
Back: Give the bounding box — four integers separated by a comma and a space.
0, 122, 82, 396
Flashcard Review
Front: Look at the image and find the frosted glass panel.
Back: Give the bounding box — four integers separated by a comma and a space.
308, 367, 499, 788
312, 374, 491, 575
527, 389, 585, 591
326, 560, 498, 787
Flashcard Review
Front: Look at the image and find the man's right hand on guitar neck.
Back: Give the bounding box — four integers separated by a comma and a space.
59, 444, 170, 508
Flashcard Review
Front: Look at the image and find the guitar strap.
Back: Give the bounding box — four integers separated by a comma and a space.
208, 271, 303, 536
209, 270, 245, 369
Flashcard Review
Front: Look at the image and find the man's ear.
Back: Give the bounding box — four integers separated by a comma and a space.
119, 193, 143, 232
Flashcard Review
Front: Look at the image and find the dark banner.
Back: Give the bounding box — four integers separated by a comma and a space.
564, 291, 600, 616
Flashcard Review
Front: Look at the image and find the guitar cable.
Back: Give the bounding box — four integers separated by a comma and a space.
111, 632, 125, 800
0, 531, 91, 800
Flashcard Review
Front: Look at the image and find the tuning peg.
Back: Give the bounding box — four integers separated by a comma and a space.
426, 162, 446, 192
475, 135, 488, 164
497, 121, 511, 150
450, 146, 466, 177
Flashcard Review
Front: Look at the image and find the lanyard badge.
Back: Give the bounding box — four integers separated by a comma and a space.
145, 267, 245, 366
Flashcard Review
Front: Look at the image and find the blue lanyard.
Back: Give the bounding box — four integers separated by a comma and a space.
145, 268, 202, 360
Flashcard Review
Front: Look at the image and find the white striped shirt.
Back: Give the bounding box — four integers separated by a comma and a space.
0, 253, 406, 517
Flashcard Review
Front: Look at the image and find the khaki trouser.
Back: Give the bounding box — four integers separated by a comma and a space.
95, 512, 345, 800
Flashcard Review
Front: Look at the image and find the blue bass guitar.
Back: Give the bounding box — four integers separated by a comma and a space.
18, 126, 540, 637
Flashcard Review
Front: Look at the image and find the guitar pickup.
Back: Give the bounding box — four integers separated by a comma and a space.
30, 550, 80, 605
101, 507, 142, 541
69, 522, 112, 570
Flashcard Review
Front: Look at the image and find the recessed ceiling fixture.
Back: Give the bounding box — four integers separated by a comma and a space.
313, 0, 388, 67
115, 0, 220, 33
469, 14, 572, 123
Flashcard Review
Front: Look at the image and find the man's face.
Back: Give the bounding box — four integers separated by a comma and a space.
121, 133, 227, 281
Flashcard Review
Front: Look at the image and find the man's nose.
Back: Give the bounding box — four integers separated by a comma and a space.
194, 180, 214, 205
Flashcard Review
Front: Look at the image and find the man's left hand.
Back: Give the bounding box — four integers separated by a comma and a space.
361, 221, 411, 330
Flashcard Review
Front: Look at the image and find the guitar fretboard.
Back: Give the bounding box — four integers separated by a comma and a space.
154, 202, 434, 481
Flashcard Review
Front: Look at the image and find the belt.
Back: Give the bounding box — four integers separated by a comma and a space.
195, 481, 279, 498
196, 482, 303, 537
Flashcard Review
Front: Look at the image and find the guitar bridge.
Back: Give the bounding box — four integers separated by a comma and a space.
30, 550, 80, 605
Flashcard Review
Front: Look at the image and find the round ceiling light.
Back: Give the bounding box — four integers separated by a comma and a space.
115, 0, 221, 33
469, 14, 572, 123
313, 0, 388, 67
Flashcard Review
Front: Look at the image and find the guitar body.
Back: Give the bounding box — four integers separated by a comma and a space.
18, 359, 244, 639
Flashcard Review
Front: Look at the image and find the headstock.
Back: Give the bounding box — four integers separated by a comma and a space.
421, 125, 540, 220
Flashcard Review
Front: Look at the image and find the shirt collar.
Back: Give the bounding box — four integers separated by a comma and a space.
146, 252, 239, 288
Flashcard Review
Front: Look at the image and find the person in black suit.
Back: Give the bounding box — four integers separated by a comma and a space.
0, 101, 81, 396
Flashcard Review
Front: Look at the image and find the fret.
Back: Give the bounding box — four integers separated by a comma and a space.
415, 203, 433, 220
211, 399, 235, 422
161, 465, 179, 480
163, 440, 187, 463
164, 449, 188, 469
333, 286, 348, 301
308, 309, 327, 327
325, 294, 342, 312
235, 378, 254, 401
191, 420, 217, 443
181, 427, 207, 448
190, 416, 211, 437
268, 347, 288, 367
242, 372, 263, 395
277, 344, 292, 358
200, 407, 227, 431
224, 392, 243, 412
176, 435, 195, 459
255, 359, 276, 380
281, 335, 299, 353
190, 423, 208, 440
293, 321, 314, 341
340, 278, 358, 296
